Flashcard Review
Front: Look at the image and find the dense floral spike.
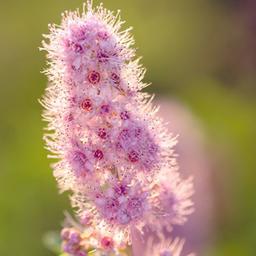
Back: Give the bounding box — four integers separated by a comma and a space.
41, 1, 194, 254
60, 214, 129, 256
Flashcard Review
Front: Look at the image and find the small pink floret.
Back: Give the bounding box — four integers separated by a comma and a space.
94, 149, 104, 160
80, 98, 93, 111
87, 70, 100, 84
111, 73, 120, 84
100, 104, 110, 114
97, 31, 109, 40
128, 150, 139, 163
98, 128, 107, 139
71, 43, 84, 54
120, 111, 129, 120
101, 236, 114, 250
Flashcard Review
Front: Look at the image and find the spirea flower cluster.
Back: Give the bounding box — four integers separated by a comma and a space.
41, 1, 194, 255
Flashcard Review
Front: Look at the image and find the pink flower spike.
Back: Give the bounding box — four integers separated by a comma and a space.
41, 0, 195, 253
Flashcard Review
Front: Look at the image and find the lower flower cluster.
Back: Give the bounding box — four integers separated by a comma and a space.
59, 215, 195, 256
60, 218, 128, 256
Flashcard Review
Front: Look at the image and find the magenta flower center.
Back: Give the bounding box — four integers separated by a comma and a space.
80, 98, 93, 111
128, 150, 139, 162
100, 104, 110, 114
111, 73, 120, 84
97, 31, 109, 40
87, 70, 100, 84
97, 50, 109, 63
94, 149, 104, 160
101, 236, 114, 250
120, 111, 129, 120
72, 43, 84, 54
98, 128, 107, 139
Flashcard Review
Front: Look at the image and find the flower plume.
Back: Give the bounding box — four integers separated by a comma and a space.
41, 1, 194, 255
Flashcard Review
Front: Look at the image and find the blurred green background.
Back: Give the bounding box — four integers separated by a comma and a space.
0, 0, 255, 255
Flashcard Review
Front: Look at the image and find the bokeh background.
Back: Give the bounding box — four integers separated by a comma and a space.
0, 0, 256, 255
